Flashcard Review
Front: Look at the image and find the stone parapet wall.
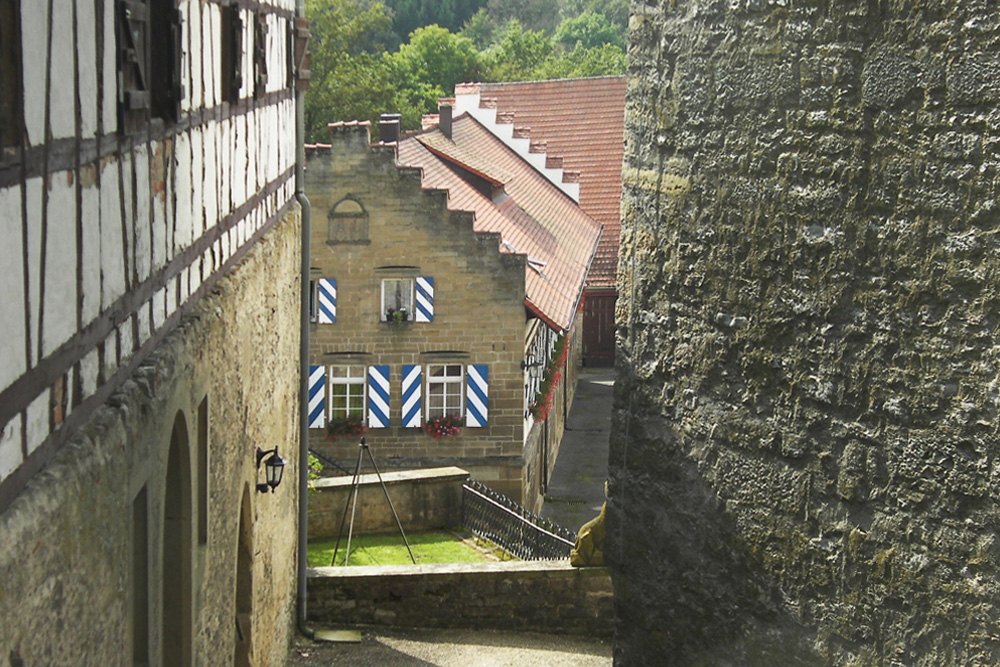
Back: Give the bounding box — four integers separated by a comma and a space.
308, 561, 613, 637
309, 466, 469, 538
610, 1, 1000, 665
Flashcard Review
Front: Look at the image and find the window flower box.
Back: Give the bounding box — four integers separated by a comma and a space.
424, 415, 462, 438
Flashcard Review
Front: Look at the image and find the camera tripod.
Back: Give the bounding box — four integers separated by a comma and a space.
331, 436, 415, 566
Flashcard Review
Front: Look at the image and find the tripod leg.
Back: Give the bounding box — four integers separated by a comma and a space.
364, 446, 416, 565
331, 447, 365, 566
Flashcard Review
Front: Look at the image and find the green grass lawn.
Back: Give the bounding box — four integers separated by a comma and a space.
308, 530, 495, 567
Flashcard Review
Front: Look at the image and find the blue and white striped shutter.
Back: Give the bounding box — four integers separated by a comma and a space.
367, 365, 390, 428
317, 278, 337, 323
401, 365, 423, 428
465, 364, 488, 428
308, 366, 326, 429
415, 276, 434, 322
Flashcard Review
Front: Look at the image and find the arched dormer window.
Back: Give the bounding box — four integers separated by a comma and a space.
327, 196, 369, 244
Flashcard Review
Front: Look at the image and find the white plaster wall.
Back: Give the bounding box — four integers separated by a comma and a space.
49, 4, 76, 140
25, 393, 46, 456
41, 176, 77, 357
0, 187, 25, 393
134, 147, 151, 283
0, 415, 22, 481
25, 178, 42, 367
78, 0, 98, 138
99, 159, 126, 310
81, 187, 101, 324
101, 0, 117, 132
175, 134, 194, 252
21, 2, 47, 146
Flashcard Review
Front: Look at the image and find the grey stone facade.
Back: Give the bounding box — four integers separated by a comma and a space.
609, 1, 1000, 664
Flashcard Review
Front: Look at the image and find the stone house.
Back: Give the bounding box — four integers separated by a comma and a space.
304, 111, 601, 510
454, 77, 626, 366
0, 1, 306, 664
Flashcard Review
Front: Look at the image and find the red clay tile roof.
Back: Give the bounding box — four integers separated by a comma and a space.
454, 77, 626, 290
397, 114, 602, 332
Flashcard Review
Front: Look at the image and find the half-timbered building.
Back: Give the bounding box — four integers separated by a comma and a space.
0, 1, 306, 663
305, 111, 601, 510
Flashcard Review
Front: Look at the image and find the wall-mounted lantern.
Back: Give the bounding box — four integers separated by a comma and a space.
521, 354, 544, 380
256, 447, 286, 493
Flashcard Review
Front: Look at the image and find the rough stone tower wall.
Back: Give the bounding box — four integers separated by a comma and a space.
610, 1, 1000, 665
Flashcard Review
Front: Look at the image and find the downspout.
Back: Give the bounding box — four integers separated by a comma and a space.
295, 0, 315, 641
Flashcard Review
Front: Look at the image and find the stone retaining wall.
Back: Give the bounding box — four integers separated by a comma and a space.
307, 561, 613, 637
309, 467, 469, 538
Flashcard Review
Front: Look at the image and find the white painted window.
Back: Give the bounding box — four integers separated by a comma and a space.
328, 366, 366, 420
426, 364, 463, 419
381, 278, 413, 321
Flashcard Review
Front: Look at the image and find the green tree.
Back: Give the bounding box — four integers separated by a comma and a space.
538, 43, 626, 79
486, 0, 563, 34
305, 0, 396, 140
554, 11, 624, 50
389, 25, 484, 126
563, 0, 628, 29
458, 8, 499, 49
485, 20, 554, 81
385, 0, 487, 44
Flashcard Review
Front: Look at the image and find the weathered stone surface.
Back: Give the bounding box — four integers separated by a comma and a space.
308, 561, 613, 637
609, 1, 1000, 665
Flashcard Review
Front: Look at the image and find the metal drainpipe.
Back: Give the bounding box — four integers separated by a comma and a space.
294, 0, 315, 641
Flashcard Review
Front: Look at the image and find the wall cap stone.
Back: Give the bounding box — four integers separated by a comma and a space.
311, 466, 470, 490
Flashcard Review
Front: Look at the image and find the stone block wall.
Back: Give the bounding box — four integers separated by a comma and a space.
610, 1, 1000, 665
308, 560, 613, 637
309, 466, 469, 538
0, 211, 301, 665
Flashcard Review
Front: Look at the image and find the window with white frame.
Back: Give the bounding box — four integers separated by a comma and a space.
426, 364, 463, 419
328, 366, 366, 420
381, 278, 413, 321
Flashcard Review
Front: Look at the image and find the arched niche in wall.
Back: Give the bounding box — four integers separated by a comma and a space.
163, 410, 193, 667
327, 196, 370, 245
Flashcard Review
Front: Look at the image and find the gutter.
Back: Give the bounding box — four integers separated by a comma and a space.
294, 0, 315, 641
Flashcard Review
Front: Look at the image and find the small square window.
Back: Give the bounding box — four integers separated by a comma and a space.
381, 278, 413, 321
426, 364, 463, 419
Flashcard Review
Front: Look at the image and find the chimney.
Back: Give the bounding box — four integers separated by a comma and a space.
379, 113, 401, 143
439, 103, 452, 140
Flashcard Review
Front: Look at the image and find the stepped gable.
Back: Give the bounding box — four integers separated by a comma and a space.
397, 114, 602, 333
458, 77, 626, 290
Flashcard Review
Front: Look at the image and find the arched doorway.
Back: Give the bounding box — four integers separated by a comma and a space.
233, 485, 254, 666
163, 412, 193, 666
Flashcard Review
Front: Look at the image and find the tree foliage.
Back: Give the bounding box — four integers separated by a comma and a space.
304, 0, 395, 141
304, 0, 626, 135
554, 11, 624, 50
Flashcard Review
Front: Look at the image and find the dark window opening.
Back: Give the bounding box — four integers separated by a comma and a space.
117, 0, 184, 134
253, 11, 268, 99
221, 2, 243, 103
0, 0, 23, 159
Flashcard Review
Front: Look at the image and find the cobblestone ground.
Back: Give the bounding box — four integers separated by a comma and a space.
288, 627, 612, 666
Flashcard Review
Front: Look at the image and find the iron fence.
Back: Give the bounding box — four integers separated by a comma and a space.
462, 479, 577, 560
